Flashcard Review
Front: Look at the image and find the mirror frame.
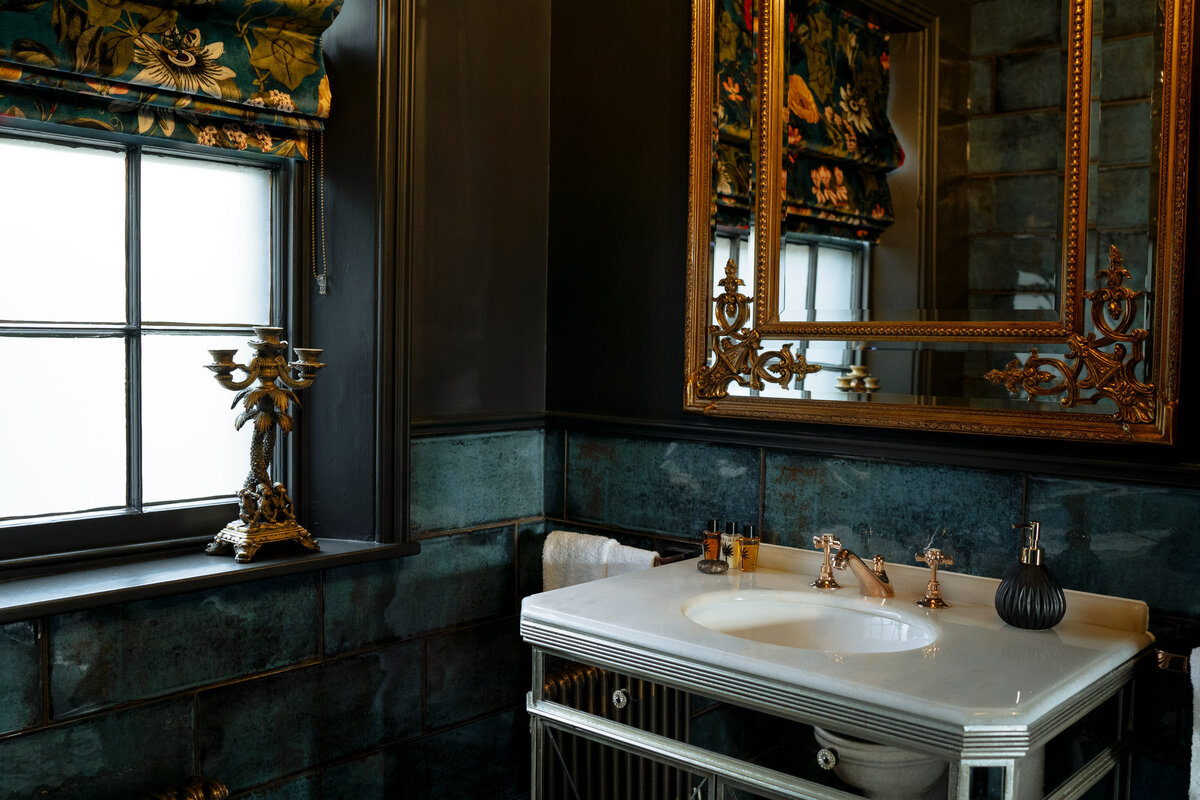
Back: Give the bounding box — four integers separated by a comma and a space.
684, 0, 1191, 443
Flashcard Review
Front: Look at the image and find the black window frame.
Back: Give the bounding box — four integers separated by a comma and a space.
0, 119, 303, 566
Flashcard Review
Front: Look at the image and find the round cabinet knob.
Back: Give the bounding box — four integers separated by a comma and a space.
611, 689, 629, 710
816, 748, 838, 771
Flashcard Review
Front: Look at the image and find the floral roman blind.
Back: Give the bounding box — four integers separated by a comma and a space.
0, 0, 341, 159
713, 0, 756, 230
784, 0, 903, 241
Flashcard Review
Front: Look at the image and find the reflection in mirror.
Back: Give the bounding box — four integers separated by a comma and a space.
768, 0, 1069, 325
712, 0, 758, 301
686, 0, 1189, 441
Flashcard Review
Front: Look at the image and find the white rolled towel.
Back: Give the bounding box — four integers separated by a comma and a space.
607, 542, 660, 578
1191, 646, 1199, 800
542, 531, 616, 591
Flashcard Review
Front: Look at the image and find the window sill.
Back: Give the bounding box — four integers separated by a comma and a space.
0, 538, 419, 624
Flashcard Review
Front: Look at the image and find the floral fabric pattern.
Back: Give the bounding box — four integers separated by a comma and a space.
714, 0, 756, 226
0, 0, 341, 158
784, 0, 903, 240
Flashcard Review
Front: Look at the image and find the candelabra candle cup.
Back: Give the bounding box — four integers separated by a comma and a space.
252, 326, 285, 345
207, 349, 238, 368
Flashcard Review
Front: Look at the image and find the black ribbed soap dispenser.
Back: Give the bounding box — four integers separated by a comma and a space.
994, 521, 1066, 630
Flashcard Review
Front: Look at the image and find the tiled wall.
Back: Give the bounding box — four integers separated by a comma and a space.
5, 426, 1194, 797
0, 430, 545, 800
549, 427, 1197, 794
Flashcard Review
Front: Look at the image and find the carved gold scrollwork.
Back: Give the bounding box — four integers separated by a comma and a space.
693, 259, 821, 400
985, 246, 1155, 423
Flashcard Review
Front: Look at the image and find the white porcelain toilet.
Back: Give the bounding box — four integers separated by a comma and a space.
812, 726, 948, 800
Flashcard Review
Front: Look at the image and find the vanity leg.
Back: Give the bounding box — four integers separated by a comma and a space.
531, 714, 545, 800
948, 761, 971, 800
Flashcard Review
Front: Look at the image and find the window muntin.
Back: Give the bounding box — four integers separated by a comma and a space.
0, 129, 282, 527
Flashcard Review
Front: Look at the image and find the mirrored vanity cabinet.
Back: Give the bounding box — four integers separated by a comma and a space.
684, 0, 1192, 442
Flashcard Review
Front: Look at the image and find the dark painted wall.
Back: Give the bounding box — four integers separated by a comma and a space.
410, 0, 551, 424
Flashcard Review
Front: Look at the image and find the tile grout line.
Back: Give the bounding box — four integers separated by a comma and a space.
38, 616, 50, 727
561, 429, 569, 521
759, 447, 766, 539
192, 691, 200, 777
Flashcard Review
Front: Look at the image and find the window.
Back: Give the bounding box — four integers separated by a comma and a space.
0, 127, 292, 559
713, 229, 866, 398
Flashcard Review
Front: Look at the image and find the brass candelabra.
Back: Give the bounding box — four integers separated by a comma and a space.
204, 326, 326, 563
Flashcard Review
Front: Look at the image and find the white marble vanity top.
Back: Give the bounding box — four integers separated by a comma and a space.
520, 544, 1153, 758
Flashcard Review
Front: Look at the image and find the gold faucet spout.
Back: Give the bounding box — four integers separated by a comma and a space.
833, 549, 894, 598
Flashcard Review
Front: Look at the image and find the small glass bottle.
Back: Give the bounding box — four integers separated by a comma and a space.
720, 521, 742, 569
739, 524, 760, 572
702, 518, 721, 561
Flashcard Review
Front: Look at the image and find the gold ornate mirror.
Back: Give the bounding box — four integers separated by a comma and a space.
684, 0, 1190, 443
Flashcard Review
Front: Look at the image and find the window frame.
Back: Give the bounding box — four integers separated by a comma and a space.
0, 120, 303, 565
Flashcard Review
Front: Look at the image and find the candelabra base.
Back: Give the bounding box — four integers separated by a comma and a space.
206, 521, 321, 563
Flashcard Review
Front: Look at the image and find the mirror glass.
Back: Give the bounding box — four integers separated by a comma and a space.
686, 0, 1188, 442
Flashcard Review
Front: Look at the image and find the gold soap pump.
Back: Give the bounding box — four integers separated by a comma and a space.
994, 521, 1066, 630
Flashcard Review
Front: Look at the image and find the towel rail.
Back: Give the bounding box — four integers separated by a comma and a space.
1155, 648, 1191, 674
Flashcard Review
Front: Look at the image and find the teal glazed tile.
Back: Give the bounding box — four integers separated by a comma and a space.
763, 454, 1022, 578
426, 618, 525, 729
0, 621, 40, 735
239, 774, 321, 800
1098, 100, 1152, 166
994, 49, 1062, 112
49, 573, 319, 719
321, 712, 526, 800
1027, 477, 1200, 615
518, 519, 551, 599
566, 433, 759, 538
970, 0, 1061, 56
324, 526, 514, 653
411, 430, 545, 533
1099, 36, 1154, 102
0, 697, 192, 800
545, 428, 565, 517
967, 112, 1064, 174
197, 640, 423, 792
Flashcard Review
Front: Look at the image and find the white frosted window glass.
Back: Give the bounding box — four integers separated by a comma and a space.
142, 334, 251, 504
0, 138, 126, 323
779, 243, 812, 320
813, 247, 855, 321
0, 337, 125, 518
141, 156, 271, 325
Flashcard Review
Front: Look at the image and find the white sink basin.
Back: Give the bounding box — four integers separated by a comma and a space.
683, 590, 937, 654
